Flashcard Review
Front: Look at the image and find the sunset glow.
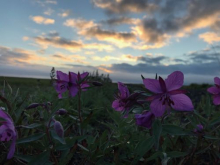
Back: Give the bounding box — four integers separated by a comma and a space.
1, 0, 220, 84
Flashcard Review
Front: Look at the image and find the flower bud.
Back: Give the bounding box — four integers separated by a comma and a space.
26, 103, 40, 110
92, 81, 103, 87
56, 109, 67, 115
54, 120, 64, 138
194, 124, 203, 133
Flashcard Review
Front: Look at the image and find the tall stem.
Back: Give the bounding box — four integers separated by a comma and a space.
46, 118, 58, 165
78, 90, 83, 135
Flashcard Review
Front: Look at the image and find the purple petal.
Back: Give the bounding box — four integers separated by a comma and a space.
112, 99, 125, 111
143, 79, 162, 93
159, 77, 167, 92
69, 72, 77, 83
169, 89, 188, 95
81, 83, 90, 91
207, 86, 220, 95
213, 95, 220, 105
170, 94, 194, 111
56, 71, 68, 81
214, 77, 220, 86
80, 72, 89, 80
69, 85, 78, 97
150, 98, 166, 117
7, 135, 16, 159
165, 71, 183, 91
0, 109, 10, 119
135, 111, 155, 128
118, 82, 130, 99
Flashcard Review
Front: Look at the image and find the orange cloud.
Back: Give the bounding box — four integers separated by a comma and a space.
98, 67, 113, 73
80, 26, 137, 48
199, 32, 220, 44
30, 16, 55, 24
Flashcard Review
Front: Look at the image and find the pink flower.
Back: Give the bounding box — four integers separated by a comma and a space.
55, 71, 89, 98
207, 77, 220, 105
0, 108, 17, 159
143, 71, 194, 117
112, 82, 141, 117
135, 111, 155, 129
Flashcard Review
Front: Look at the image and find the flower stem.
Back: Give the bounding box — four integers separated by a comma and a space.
46, 118, 58, 165
78, 90, 83, 135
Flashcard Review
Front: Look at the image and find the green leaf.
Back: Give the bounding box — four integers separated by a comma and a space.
17, 133, 45, 144
132, 137, 154, 164
166, 151, 188, 158
203, 135, 220, 140
194, 111, 208, 124
77, 143, 89, 152
146, 151, 163, 162
14, 154, 34, 163
162, 124, 192, 136
51, 130, 66, 144
153, 119, 162, 150
20, 123, 42, 129
28, 151, 52, 165
209, 116, 220, 126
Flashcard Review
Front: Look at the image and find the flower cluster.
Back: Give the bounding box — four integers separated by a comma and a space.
55, 71, 90, 98
112, 82, 142, 117
112, 71, 194, 129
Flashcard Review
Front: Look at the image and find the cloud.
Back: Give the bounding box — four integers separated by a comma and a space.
52, 54, 88, 64
64, 18, 97, 29
34, 36, 83, 51
64, 18, 136, 47
80, 26, 136, 47
22, 36, 29, 41
132, 19, 170, 44
35, 0, 57, 6
44, 8, 54, 15
30, 16, 55, 24
93, 0, 220, 49
102, 17, 139, 25
0, 46, 46, 65
33, 34, 114, 52
199, 32, 220, 44
58, 10, 71, 17
92, 0, 158, 14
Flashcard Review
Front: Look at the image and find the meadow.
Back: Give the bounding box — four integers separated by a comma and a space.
0, 70, 220, 165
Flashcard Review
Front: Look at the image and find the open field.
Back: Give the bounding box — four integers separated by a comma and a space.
0, 75, 219, 165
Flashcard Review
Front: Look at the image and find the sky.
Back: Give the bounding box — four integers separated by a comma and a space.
0, 0, 220, 85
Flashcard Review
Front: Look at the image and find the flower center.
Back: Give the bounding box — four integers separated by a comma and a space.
159, 93, 174, 106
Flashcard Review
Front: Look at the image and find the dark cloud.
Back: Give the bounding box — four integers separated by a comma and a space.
101, 17, 137, 25
94, 0, 220, 45
137, 56, 167, 64
52, 54, 63, 58
81, 26, 136, 40
48, 31, 59, 37
92, 0, 158, 14
0, 46, 30, 64
34, 36, 83, 49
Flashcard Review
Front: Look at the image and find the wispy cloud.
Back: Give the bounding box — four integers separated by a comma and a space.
58, 10, 71, 17
44, 8, 54, 15
30, 16, 55, 24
